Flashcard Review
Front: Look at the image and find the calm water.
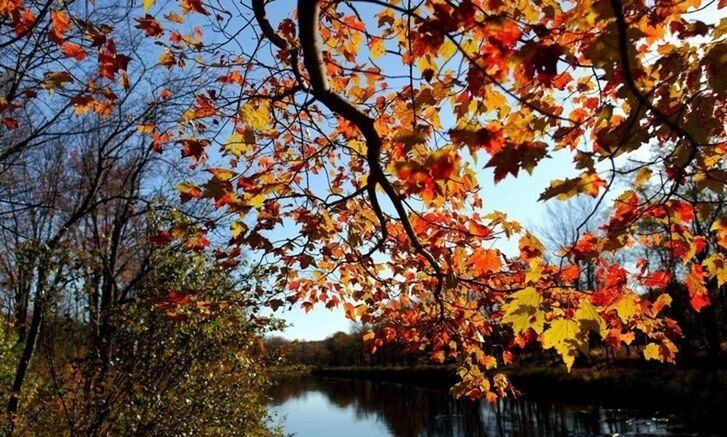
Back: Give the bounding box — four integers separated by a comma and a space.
267, 375, 708, 436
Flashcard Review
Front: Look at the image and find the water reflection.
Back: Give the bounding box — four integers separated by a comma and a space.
268, 375, 698, 436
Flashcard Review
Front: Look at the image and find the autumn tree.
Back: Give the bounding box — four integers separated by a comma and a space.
132, 0, 727, 399
4, 0, 725, 404
0, 0, 265, 428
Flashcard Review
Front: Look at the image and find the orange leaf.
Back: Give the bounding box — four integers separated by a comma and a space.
61, 42, 87, 61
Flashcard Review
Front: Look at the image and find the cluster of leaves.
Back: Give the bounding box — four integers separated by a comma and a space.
4, 0, 724, 402
139, 0, 724, 400
0, 236, 277, 435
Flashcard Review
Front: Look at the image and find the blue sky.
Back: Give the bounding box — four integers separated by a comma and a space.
264, 0, 725, 341
262, 0, 581, 341
275, 148, 578, 340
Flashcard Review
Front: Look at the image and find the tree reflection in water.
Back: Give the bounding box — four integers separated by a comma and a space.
269, 375, 691, 436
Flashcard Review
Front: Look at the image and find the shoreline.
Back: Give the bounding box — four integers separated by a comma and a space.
305, 363, 727, 412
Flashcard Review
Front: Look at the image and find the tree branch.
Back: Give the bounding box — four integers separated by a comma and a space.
296, 0, 445, 319
610, 0, 700, 199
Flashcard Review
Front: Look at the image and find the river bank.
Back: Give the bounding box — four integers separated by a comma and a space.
269, 369, 726, 436
304, 361, 727, 427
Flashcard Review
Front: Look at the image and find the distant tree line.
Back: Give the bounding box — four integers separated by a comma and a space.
264, 327, 427, 368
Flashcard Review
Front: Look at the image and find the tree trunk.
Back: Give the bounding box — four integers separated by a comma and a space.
6, 268, 47, 430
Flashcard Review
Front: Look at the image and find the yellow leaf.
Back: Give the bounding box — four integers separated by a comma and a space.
540, 172, 606, 201
248, 193, 266, 209
224, 131, 255, 157
460, 38, 479, 57
542, 319, 580, 371
417, 54, 437, 76
703, 253, 727, 287
370, 37, 385, 59
575, 300, 607, 337
239, 100, 270, 131
348, 139, 366, 156
432, 350, 446, 363
143, 0, 155, 12
651, 293, 672, 317
440, 40, 457, 59
634, 167, 652, 188
502, 287, 545, 335
643, 343, 662, 362
230, 220, 247, 239
614, 294, 636, 322
206, 167, 235, 181
483, 87, 509, 116
362, 330, 375, 342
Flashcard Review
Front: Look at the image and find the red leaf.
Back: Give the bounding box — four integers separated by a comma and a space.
686, 264, 710, 312
643, 270, 671, 289
486, 142, 547, 183
2, 118, 18, 130
135, 14, 164, 37
470, 248, 502, 275
150, 230, 174, 245
181, 0, 208, 15
61, 42, 87, 61
48, 10, 70, 45
178, 138, 210, 160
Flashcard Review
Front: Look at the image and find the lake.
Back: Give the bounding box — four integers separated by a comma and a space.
268, 374, 710, 436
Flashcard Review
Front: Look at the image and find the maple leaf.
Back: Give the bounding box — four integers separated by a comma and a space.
2, 118, 18, 130
159, 49, 176, 68
501, 287, 544, 335
178, 138, 210, 160
571, 233, 599, 259
40, 71, 73, 91
427, 149, 459, 181
98, 41, 131, 80
518, 233, 544, 260
703, 254, 727, 287
48, 10, 70, 45
267, 299, 284, 311
369, 36, 385, 59
142, 0, 156, 13
470, 248, 501, 276
540, 172, 606, 201
560, 264, 580, 283
239, 101, 270, 131
685, 264, 710, 312
61, 42, 87, 61
181, 0, 208, 15
486, 142, 547, 183
643, 343, 662, 361
206, 167, 236, 182
520, 41, 563, 86
643, 341, 677, 363
449, 124, 504, 155
224, 130, 256, 157
542, 319, 580, 371
12, 9, 36, 37
135, 15, 164, 37
176, 182, 202, 203
575, 301, 607, 338
614, 294, 637, 322
651, 294, 673, 317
